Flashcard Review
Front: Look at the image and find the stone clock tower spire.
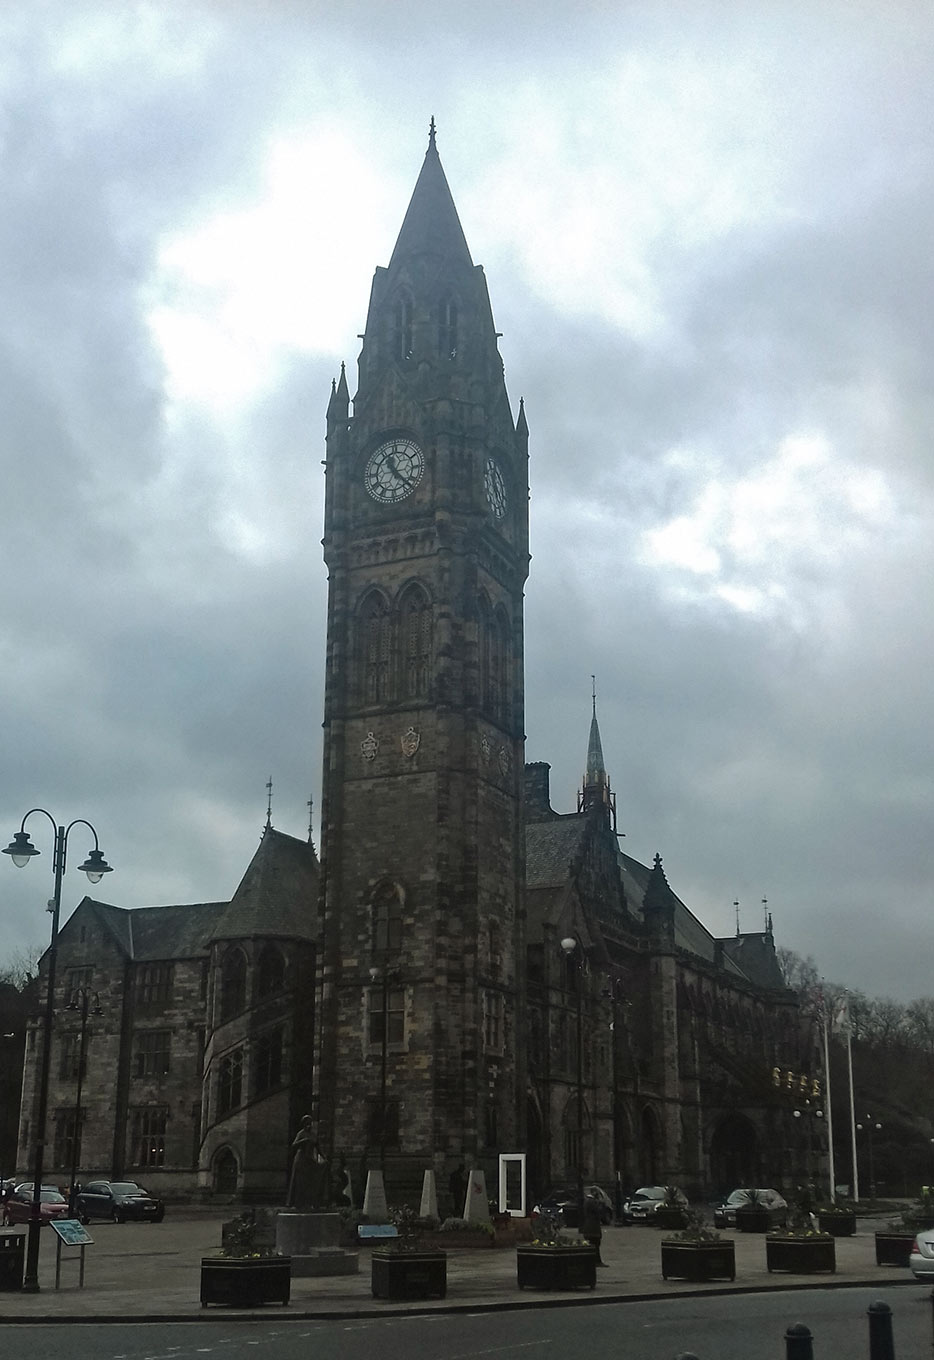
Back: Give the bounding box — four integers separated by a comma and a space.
315, 125, 529, 1190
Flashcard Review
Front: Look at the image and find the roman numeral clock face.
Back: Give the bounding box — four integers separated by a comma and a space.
364, 438, 425, 503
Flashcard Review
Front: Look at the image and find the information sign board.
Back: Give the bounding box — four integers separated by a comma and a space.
51, 1219, 94, 1246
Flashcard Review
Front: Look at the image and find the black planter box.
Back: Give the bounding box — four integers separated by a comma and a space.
874, 1231, 915, 1267
516, 1245, 597, 1290
371, 1250, 447, 1300
817, 1211, 856, 1237
765, 1236, 836, 1274
200, 1256, 291, 1307
661, 1240, 735, 1282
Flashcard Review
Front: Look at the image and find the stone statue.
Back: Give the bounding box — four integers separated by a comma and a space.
286, 1115, 329, 1210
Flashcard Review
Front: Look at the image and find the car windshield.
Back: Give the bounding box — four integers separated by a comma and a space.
726, 1190, 751, 1205
110, 1183, 145, 1194
633, 1188, 664, 1201
39, 1191, 65, 1203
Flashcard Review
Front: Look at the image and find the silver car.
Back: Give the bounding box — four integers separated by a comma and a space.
714, 1187, 788, 1228
623, 1185, 688, 1222
909, 1228, 934, 1280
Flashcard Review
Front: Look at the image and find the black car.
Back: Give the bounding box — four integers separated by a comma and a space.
532, 1185, 613, 1229
75, 1180, 165, 1224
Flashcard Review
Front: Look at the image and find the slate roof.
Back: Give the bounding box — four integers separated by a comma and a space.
79, 897, 228, 961
525, 817, 589, 890
209, 825, 318, 943
721, 931, 788, 991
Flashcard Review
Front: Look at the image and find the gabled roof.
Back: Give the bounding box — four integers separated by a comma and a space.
70, 897, 228, 961
526, 816, 589, 890
720, 931, 788, 990
209, 825, 318, 943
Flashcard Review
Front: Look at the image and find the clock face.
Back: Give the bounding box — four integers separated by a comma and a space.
484, 457, 508, 519
365, 438, 425, 503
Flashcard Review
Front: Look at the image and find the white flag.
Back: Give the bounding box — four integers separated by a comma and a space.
832, 999, 850, 1035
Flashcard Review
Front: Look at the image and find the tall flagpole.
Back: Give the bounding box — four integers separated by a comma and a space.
841, 997, 859, 1202
822, 1001, 836, 1201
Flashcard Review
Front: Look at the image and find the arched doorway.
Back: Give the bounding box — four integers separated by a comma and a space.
212, 1146, 239, 1195
709, 1114, 760, 1194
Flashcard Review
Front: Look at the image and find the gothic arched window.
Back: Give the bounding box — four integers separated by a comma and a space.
399, 585, 432, 700
219, 948, 247, 1022
256, 943, 286, 999
359, 590, 391, 704
372, 881, 404, 955
393, 293, 413, 362
438, 296, 458, 360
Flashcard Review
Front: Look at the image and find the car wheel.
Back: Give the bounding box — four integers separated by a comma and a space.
153, 1209, 165, 1222
78, 1211, 90, 1225
112, 1208, 124, 1223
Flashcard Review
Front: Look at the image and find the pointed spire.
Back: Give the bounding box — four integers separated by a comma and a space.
585, 676, 607, 791
265, 775, 273, 831
579, 680, 616, 829
388, 123, 473, 271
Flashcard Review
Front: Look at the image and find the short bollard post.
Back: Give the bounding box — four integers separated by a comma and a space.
785, 1323, 814, 1360
867, 1300, 895, 1360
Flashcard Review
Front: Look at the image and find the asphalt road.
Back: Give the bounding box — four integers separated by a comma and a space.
3, 1285, 930, 1360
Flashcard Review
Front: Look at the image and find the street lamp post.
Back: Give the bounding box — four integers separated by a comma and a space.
560, 937, 585, 1218
601, 976, 632, 1220
793, 1102, 824, 1190
3, 810, 112, 1292
65, 988, 102, 1215
857, 1116, 882, 1200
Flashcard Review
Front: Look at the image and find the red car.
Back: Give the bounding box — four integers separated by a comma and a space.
2, 1185, 69, 1225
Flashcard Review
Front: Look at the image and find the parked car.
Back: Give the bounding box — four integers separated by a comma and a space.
909, 1228, 934, 1281
622, 1185, 688, 1222
532, 1184, 613, 1229
713, 1187, 788, 1228
2, 1185, 68, 1226
75, 1180, 165, 1224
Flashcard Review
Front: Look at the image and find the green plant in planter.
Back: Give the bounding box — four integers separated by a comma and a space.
661, 1212, 735, 1282
220, 1209, 277, 1258
202, 1210, 290, 1308
387, 1204, 425, 1252
371, 1205, 447, 1300
669, 1210, 722, 1244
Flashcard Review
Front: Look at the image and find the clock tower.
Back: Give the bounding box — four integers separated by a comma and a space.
316, 124, 528, 1189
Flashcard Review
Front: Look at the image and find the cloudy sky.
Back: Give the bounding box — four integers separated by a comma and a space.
1, 1, 931, 1001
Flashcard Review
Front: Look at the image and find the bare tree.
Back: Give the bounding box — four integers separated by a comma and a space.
0, 944, 41, 990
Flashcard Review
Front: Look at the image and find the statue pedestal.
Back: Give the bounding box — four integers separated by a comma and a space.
275, 1211, 358, 1277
